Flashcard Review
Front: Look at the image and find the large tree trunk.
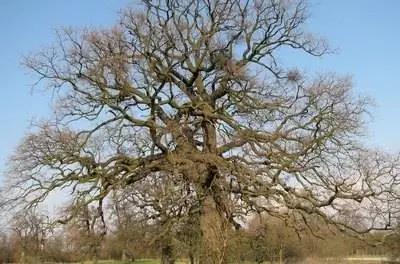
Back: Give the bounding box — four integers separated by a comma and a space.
198, 114, 230, 264
188, 231, 200, 264
161, 244, 175, 264
187, 235, 200, 264
199, 196, 229, 264
188, 252, 196, 264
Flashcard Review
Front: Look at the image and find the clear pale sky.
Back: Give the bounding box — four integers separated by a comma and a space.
1, 0, 400, 178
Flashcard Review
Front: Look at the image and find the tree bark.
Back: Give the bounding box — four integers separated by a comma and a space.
189, 252, 195, 264
198, 196, 229, 264
161, 244, 175, 264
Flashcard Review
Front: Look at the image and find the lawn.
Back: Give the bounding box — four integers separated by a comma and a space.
96, 260, 159, 264
95, 260, 187, 264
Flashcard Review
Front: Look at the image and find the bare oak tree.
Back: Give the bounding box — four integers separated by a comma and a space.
3, 0, 400, 263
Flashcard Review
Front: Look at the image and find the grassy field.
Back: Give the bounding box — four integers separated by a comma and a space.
84, 260, 157, 264
90, 260, 187, 264
88, 260, 263, 264
93, 260, 159, 264
77, 256, 400, 264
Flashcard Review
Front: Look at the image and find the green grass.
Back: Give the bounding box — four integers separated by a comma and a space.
128, 260, 159, 264
95, 260, 159, 264
93, 259, 186, 264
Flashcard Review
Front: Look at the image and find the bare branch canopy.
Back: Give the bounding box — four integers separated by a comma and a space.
3, 1, 400, 263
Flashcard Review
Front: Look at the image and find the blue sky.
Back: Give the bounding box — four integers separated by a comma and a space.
0, 0, 131, 170
1, 0, 400, 177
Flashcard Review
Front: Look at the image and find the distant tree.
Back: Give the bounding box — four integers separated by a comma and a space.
54, 201, 107, 263
379, 219, 400, 260
0, 232, 13, 263
63, 201, 107, 263
112, 172, 198, 264
3, 0, 400, 263
108, 197, 141, 261
246, 214, 307, 263
11, 208, 50, 263
42, 232, 72, 263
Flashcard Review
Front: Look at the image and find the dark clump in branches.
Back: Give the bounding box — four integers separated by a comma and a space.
3, 0, 400, 263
